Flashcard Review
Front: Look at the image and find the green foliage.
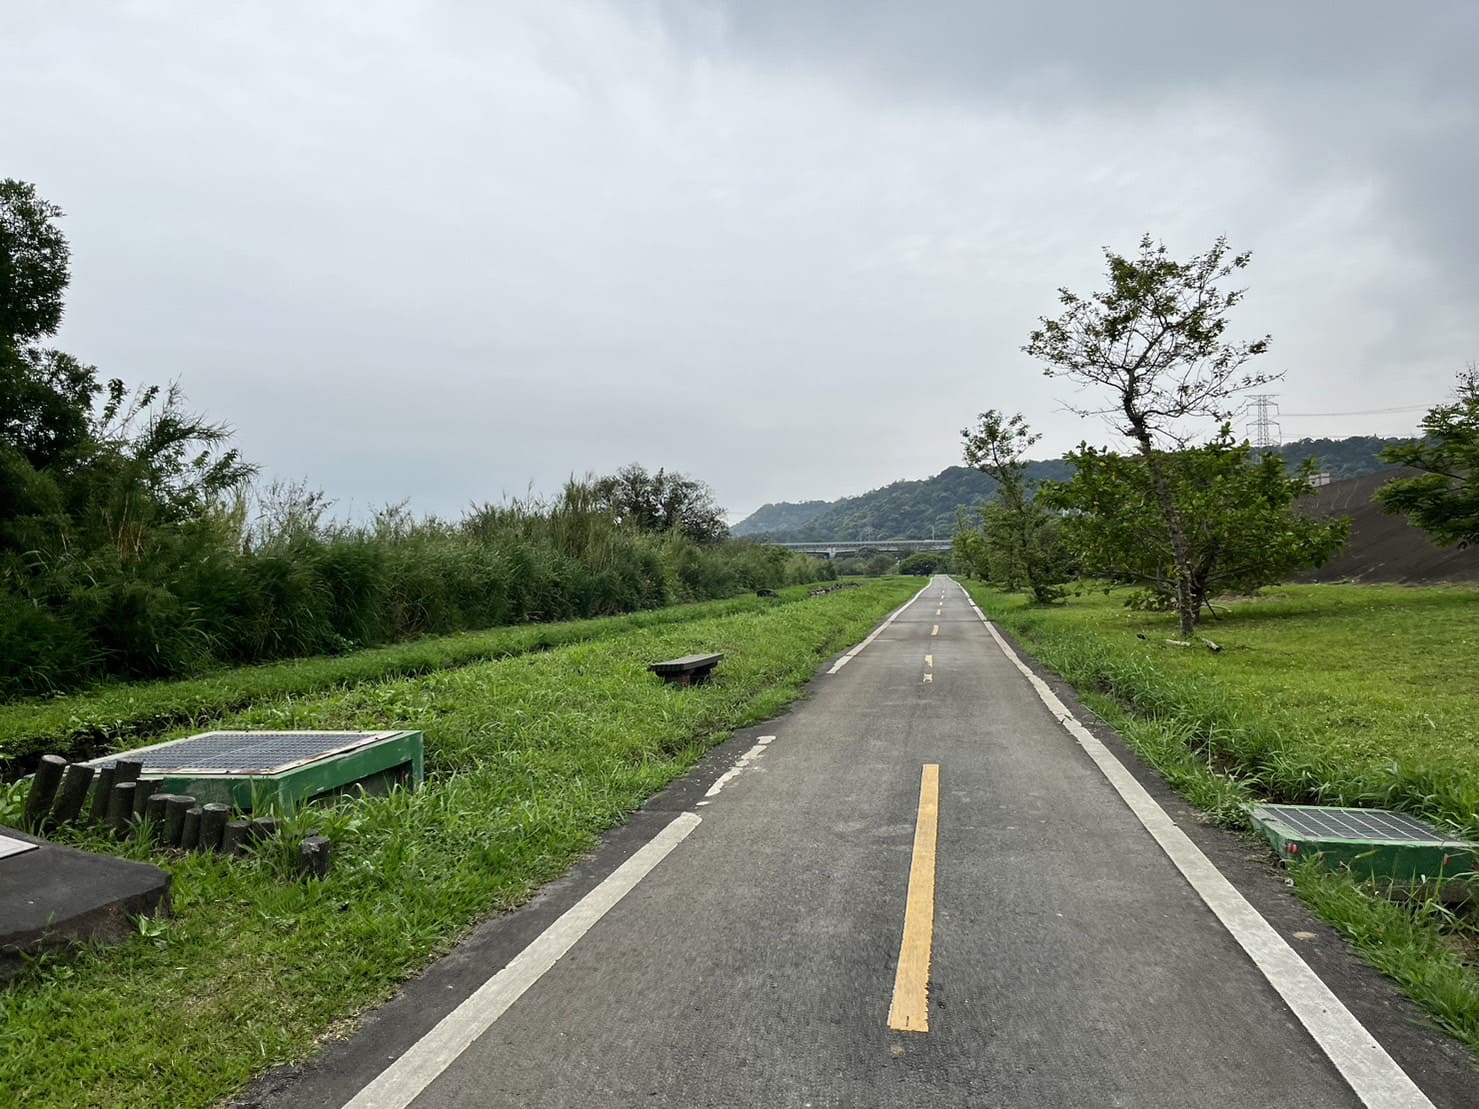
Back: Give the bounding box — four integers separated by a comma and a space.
960, 409, 1072, 602
0, 581, 917, 1108
1025, 233, 1278, 635
0, 588, 814, 770
0, 178, 69, 343
593, 462, 729, 544
1042, 435, 1349, 612
0, 183, 820, 699
1376, 366, 1479, 548
898, 552, 950, 575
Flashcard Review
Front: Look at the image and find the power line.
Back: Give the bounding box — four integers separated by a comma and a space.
1280, 404, 1429, 418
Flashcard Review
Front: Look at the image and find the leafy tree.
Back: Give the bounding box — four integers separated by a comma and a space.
1041, 434, 1348, 615
898, 552, 950, 575
960, 410, 1071, 601
1025, 234, 1276, 635
1375, 365, 1479, 547
593, 463, 729, 544
950, 505, 993, 580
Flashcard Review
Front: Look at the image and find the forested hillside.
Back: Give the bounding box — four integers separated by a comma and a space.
735, 437, 1407, 541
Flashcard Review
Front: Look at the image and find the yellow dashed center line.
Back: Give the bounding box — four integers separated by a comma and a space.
931, 625, 939, 636
888, 764, 941, 1033
925, 654, 933, 668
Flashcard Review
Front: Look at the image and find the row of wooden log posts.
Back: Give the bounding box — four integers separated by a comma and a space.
21, 753, 332, 879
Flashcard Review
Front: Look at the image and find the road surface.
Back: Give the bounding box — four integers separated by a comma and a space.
247, 576, 1474, 1108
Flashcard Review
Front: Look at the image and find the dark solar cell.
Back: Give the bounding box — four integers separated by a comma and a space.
1256, 805, 1455, 844
89, 731, 392, 775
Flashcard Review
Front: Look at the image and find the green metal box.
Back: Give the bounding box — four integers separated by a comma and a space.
87, 730, 424, 813
1248, 804, 1477, 883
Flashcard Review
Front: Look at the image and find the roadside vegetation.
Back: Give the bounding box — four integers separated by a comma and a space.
0, 578, 916, 1108
965, 580, 1479, 1053
0, 586, 818, 772
0, 180, 825, 700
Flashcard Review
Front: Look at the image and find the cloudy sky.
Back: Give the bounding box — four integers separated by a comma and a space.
4, 1, 1475, 523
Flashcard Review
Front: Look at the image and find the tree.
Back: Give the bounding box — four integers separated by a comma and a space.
1375, 365, 1479, 547
961, 409, 1070, 602
899, 552, 950, 575
1025, 234, 1276, 635
593, 463, 729, 544
1041, 433, 1348, 615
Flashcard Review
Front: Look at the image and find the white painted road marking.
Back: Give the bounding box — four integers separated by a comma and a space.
704, 736, 774, 797
958, 582, 1436, 1109
827, 585, 929, 674
341, 812, 703, 1109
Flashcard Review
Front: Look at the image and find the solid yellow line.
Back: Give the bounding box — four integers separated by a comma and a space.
888, 764, 940, 1033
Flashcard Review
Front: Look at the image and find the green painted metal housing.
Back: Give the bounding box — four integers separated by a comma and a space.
1248, 803, 1478, 883
87, 731, 424, 813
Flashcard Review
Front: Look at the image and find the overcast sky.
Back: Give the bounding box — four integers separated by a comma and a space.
4, 1, 1475, 523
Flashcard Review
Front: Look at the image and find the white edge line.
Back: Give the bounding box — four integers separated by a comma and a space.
704, 739, 771, 797
341, 812, 703, 1109
827, 584, 930, 674
968, 583, 1434, 1109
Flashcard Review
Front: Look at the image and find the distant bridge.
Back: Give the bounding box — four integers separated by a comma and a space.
775, 538, 952, 559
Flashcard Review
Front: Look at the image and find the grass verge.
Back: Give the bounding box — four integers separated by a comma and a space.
0, 587, 819, 772
961, 579, 1479, 1055
0, 578, 916, 1108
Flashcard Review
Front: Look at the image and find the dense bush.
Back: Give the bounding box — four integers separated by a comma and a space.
0, 485, 822, 700
0, 179, 821, 700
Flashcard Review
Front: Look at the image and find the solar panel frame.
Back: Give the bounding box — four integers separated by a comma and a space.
85, 730, 401, 776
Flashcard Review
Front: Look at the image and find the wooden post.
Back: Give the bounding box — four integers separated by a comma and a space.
299, 835, 333, 880
23, 755, 67, 831
88, 764, 117, 824
249, 817, 281, 844
112, 759, 143, 786
164, 795, 195, 846
222, 820, 252, 856
133, 778, 160, 819
145, 792, 170, 838
180, 805, 203, 851
107, 781, 138, 837
50, 763, 95, 828
199, 803, 230, 852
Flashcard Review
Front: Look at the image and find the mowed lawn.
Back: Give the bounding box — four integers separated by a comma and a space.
965, 582, 1479, 837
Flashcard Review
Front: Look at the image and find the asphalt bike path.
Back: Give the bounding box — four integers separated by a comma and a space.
251, 575, 1472, 1108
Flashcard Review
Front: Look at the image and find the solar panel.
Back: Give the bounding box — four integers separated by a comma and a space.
1256, 806, 1452, 844
87, 731, 399, 775
83, 730, 424, 812
1248, 804, 1477, 882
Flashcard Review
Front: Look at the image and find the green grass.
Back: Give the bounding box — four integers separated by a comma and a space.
962, 578, 1479, 1054
0, 587, 819, 771
0, 578, 916, 1109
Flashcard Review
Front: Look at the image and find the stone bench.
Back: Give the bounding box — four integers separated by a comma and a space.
648, 653, 723, 686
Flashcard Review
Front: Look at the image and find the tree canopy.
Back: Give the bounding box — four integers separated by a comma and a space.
1375, 366, 1479, 548
593, 463, 729, 544
1024, 234, 1280, 635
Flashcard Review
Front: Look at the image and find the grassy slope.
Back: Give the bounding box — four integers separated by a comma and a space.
0, 589, 813, 770
962, 579, 1479, 1053
0, 579, 917, 1109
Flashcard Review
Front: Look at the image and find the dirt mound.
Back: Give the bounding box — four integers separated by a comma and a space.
1298, 469, 1479, 584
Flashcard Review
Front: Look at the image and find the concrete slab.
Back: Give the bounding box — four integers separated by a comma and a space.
0, 824, 171, 980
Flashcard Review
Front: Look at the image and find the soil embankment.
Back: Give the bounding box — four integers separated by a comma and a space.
1299, 468, 1479, 583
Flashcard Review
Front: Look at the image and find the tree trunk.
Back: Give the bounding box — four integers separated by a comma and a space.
1135, 435, 1198, 638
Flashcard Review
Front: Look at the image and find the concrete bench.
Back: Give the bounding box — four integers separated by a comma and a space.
648, 653, 723, 686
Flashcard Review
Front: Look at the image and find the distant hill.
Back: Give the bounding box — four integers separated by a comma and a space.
734, 436, 1412, 542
